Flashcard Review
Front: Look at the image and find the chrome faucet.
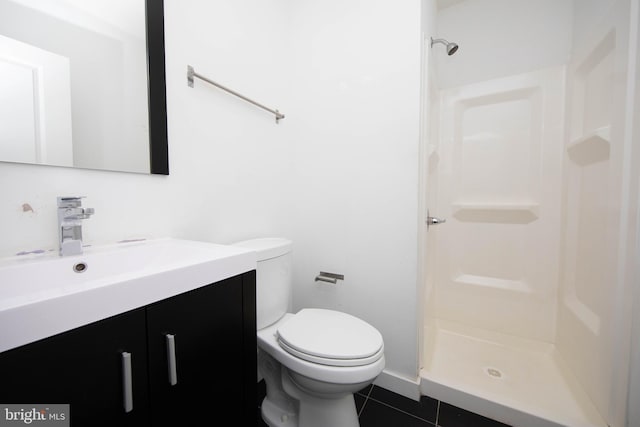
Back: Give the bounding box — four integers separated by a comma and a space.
57, 196, 95, 256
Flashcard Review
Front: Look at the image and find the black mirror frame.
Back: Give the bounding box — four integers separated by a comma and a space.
146, 0, 169, 175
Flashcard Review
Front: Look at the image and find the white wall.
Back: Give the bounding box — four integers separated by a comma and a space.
0, 0, 424, 392
286, 0, 423, 383
162, 0, 295, 245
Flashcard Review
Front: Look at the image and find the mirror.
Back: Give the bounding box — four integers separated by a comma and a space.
0, 0, 168, 175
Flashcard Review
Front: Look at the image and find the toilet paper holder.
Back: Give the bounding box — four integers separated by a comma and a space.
315, 272, 344, 284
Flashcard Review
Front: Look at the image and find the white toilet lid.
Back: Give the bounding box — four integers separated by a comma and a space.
276, 308, 384, 367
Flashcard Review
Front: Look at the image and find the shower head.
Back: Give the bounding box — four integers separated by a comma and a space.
431, 37, 459, 55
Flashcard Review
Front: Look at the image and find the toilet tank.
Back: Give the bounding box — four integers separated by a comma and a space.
232, 238, 292, 330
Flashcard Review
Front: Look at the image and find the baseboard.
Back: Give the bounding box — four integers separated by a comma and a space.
373, 369, 421, 401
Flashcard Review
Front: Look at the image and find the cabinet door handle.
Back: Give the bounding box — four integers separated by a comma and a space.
166, 334, 178, 386
121, 352, 133, 413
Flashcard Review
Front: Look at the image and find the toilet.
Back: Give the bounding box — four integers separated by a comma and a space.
232, 238, 385, 427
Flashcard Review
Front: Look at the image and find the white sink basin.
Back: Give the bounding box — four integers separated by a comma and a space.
0, 238, 256, 353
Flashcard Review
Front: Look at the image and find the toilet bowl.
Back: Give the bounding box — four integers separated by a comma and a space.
232, 238, 385, 427
258, 311, 384, 427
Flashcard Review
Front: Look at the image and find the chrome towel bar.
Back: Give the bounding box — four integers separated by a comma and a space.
187, 65, 285, 123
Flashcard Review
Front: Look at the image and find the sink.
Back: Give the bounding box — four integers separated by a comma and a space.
0, 238, 256, 353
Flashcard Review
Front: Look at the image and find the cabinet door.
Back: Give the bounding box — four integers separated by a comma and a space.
146, 275, 245, 425
0, 308, 149, 427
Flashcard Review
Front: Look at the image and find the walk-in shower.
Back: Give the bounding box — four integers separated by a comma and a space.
419, 1, 639, 427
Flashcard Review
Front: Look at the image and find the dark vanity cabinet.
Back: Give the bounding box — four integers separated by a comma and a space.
0, 271, 257, 427
146, 274, 250, 425
0, 308, 150, 426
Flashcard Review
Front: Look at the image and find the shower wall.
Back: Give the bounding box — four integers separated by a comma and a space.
558, 0, 637, 423
435, 0, 572, 90
432, 67, 565, 342
430, 0, 572, 342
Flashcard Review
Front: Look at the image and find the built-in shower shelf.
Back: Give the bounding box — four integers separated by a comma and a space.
453, 274, 532, 293
567, 126, 611, 166
452, 203, 539, 224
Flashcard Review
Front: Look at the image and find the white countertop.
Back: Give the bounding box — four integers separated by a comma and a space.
0, 238, 257, 353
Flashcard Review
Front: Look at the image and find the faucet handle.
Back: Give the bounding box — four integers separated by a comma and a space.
57, 196, 86, 208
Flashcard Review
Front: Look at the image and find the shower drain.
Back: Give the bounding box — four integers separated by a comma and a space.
484, 367, 503, 379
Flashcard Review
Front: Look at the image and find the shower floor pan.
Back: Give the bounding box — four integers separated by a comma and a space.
419, 320, 607, 427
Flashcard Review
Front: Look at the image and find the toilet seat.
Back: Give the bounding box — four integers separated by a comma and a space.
276, 308, 384, 367
258, 313, 385, 385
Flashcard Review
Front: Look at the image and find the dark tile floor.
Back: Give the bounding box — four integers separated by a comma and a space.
257, 380, 512, 427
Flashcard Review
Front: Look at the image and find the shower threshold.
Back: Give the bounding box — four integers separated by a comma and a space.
419, 319, 607, 427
